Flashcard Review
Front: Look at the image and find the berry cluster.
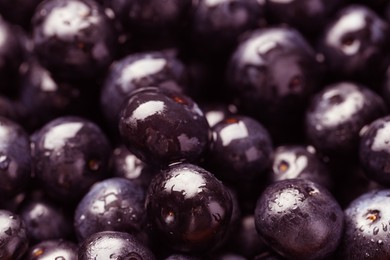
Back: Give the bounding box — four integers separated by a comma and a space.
1, 0, 390, 259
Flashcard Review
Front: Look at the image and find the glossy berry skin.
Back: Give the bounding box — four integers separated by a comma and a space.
110, 145, 156, 190
32, 0, 117, 82
306, 82, 387, 158
339, 189, 390, 259
78, 231, 155, 260
0, 210, 29, 260
101, 51, 188, 127
265, 0, 344, 37
74, 177, 146, 241
119, 87, 211, 167
19, 60, 81, 131
270, 145, 331, 189
0, 117, 31, 198
201, 103, 237, 128
19, 193, 73, 243
208, 115, 273, 182
25, 239, 78, 260
255, 179, 344, 259
32, 116, 111, 203
146, 163, 233, 253
227, 27, 322, 143
190, 0, 266, 55
318, 5, 390, 84
359, 115, 390, 186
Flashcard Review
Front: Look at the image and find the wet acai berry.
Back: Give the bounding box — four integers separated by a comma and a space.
207, 115, 273, 183
32, 0, 117, 82
270, 145, 332, 189
78, 231, 155, 260
101, 51, 188, 128
359, 115, 390, 186
339, 189, 390, 259
318, 4, 390, 85
227, 27, 323, 143
18, 191, 73, 243
0, 117, 31, 199
25, 239, 78, 260
306, 81, 387, 159
0, 210, 29, 260
74, 177, 146, 241
32, 116, 112, 203
110, 145, 156, 190
145, 163, 233, 253
119, 87, 211, 167
254, 179, 344, 259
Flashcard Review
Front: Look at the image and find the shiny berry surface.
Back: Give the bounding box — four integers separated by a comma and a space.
119, 88, 211, 166
306, 82, 387, 158
318, 5, 390, 84
110, 145, 156, 190
78, 231, 155, 260
0, 210, 29, 260
101, 51, 188, 127
208, 115, 273, 182
339, 189, 390, 259
146, 163, 232, 253
74, 177, 146, 241
227, 27, 323, 143
25, 239, 78, 260
359, 115, 390, 186
255, 179, 344, 259
270, 145, 331, 189
19, 193, 73, 243
0, 117, 31, 198
32, 116, 111, 203
32, 0, 117, 81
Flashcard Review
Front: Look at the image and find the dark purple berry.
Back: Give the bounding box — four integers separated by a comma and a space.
25, 239, 78, 260
306, 82, 387, 159
208, 115, 273, 182
32, 116, 112, 203
359, 115, 390, 186
0, 210, 29, 260
339, 189, 390, 259
146, 163, 232, 253
32, 0, 117, 82
78, 231, 155, 260
255, 179, 344, 259
74, 177, 146, 241
119, 87, 211, 167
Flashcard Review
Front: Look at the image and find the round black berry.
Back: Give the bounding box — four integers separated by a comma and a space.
146, 163, 233, 253
255, 179, 344, 259
119, 87, 211, 167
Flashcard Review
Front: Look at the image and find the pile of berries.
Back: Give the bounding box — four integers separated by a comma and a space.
1, 0, 390, 259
